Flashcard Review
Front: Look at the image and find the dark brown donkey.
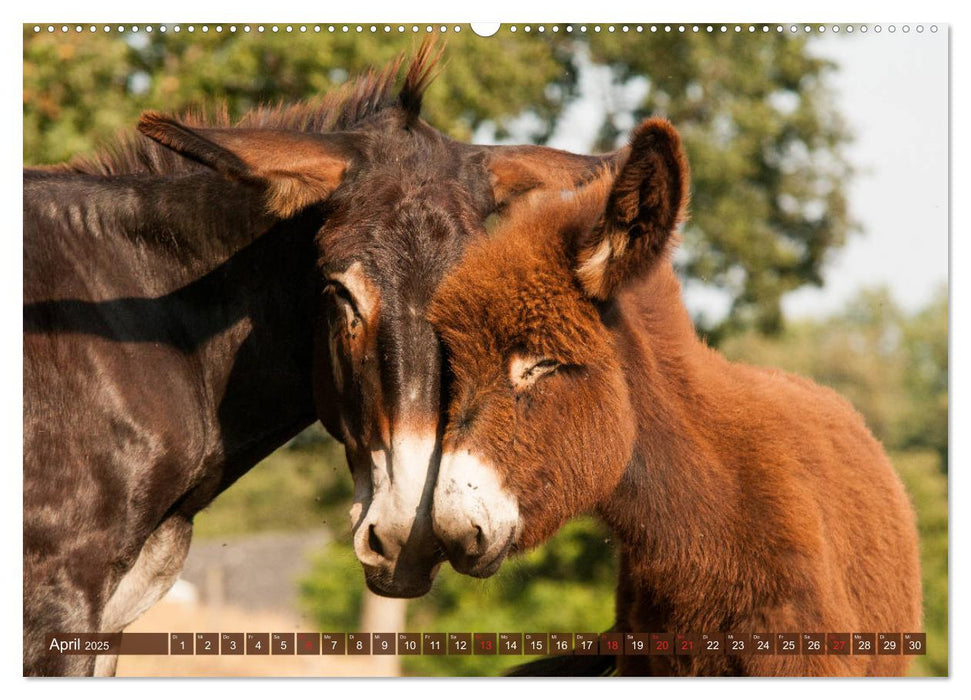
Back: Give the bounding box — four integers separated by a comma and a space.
428, 118, 922, 676
24, 44, 619, 676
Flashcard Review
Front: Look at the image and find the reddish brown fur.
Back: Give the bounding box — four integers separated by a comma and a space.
428, 118, 922, 676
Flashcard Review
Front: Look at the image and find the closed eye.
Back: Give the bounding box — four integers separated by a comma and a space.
509, 354, 561, 392
324, 280, 361, 328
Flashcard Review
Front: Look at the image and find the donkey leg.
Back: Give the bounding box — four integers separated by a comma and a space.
93, 515, 193, 677
23, 568, 100, 676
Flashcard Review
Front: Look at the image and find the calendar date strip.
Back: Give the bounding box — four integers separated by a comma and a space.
46, 631, 926, 656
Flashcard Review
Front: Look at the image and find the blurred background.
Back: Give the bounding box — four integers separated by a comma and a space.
23, 25, 947, 676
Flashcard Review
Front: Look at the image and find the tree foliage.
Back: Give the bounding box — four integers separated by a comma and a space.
25, 27, 853, 335
586, 31, 855, 335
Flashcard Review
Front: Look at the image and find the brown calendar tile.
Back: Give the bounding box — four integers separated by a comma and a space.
423, 633, 446, 655
853, 633, 876, 655
220, 632, 243, 655
297, 632, 320, 655
751, 633, 774, 655
398, 633, 421, 655
195, 633, 218, 656
372, 633, 395, 655
170, 633, 193, 655
726, 632, 752, 655
777, 633, 799, 655
321, 633, 345, 655
625, 632, 649, 655
246, 633, 269, 655
271, 633, 294, 655
448, 632, 471, 655
698, 633, 723, 656
347, 633, 371, 655
118, 633, 169, 655
675, 633, 699, 655
903, 633, 926, 655
575, 633, 598, 655
827, 633, 850, 655
878, 633, 901, 655
550, 633, 573, 654
524, 632, 548, 655
499, 633, 522, 655
474, 633, 497, 655
600, 632, 624, 655
650, 632, 675, 656
801, 632, 826, 655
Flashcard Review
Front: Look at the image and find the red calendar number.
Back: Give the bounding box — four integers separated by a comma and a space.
675, 633, 698, 656
600, 632, 625, 655
827, 633, 850, 655
474, 633, 497, 655
649, 633, 674, 656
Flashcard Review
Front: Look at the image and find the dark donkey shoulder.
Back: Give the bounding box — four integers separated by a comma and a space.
23, 42, 624, 676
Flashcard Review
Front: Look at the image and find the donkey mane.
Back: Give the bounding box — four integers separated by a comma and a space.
63, 39, 443, 178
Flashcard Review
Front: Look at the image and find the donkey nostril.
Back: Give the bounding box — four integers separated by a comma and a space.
474, 524, 484, 549
368, 524, 386, 559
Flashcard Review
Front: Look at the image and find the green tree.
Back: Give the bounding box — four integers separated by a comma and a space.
898, 286, 948, 466
23, 28, 569, 165
25, 27, 853, 335
585, 30, 855, 336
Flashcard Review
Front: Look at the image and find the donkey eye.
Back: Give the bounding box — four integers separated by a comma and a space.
324, 281, 361, 328
527, 359, 559, 376
509, 354, 561, 392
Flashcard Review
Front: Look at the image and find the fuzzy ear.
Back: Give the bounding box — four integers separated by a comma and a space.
482, 144, 624, 211
573, 118, 689, 300
137, 112, 357, 219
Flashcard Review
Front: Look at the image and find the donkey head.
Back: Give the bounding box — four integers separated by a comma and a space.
137, 47, 621, 597
428, 118, 689, 577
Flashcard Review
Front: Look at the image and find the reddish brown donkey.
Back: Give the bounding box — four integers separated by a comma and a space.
427, 118, 922, 676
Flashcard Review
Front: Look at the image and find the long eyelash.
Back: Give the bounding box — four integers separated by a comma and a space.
324, 280, 359, 314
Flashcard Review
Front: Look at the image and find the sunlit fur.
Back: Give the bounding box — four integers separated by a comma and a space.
429, 118, 922, 676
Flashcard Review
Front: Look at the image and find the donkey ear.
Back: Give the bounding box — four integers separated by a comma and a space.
482, 144, 623, 210
137, 112, 357, 219
573, 118, 689, 301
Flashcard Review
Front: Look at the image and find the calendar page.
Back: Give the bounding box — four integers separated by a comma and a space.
21, 14, 949, 683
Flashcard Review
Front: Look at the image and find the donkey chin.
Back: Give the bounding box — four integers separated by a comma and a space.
360, 563, 441, 598
431, 450, 521, 578
350, 500, 444, 598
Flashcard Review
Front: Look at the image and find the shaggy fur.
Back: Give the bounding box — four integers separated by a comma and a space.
428, 118, 922, 676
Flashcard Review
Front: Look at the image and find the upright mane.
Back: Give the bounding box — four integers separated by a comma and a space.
65, 39, 443, 177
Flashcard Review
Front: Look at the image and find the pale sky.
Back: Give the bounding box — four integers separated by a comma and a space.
476, 31, 949, 321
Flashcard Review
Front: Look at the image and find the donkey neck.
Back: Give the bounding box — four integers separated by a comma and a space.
596, 264, 750, 584
24, 171, 320, 500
